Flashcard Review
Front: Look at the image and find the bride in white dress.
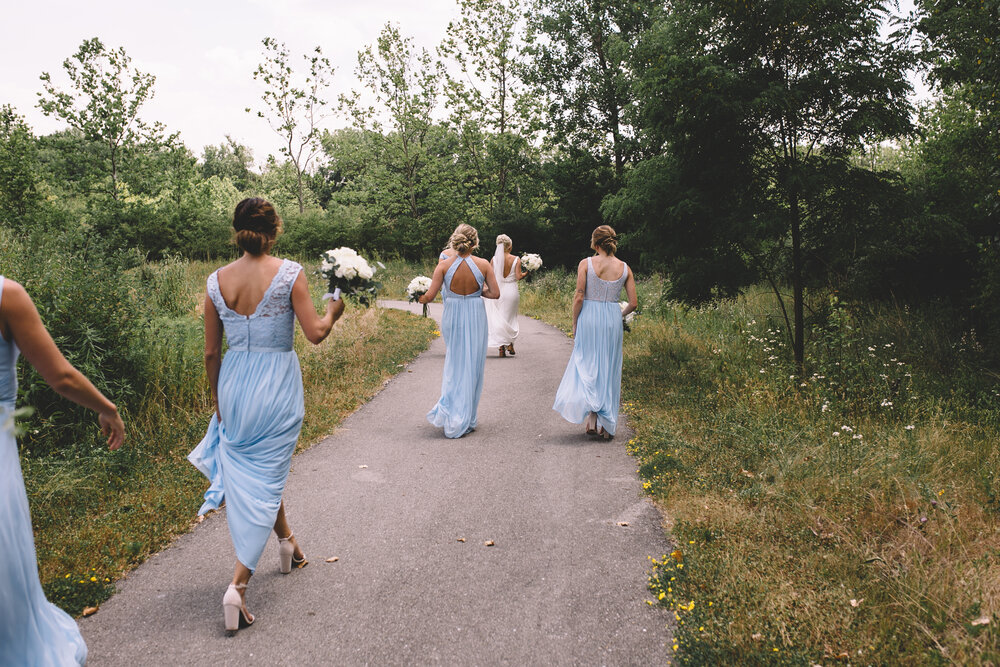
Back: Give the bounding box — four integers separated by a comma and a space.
485, 234, 526, 357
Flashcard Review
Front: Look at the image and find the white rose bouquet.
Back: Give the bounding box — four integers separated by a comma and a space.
407, 275, 433, 317
520, 253, 543, 273
319, 247, 383, 307
620, 301, 637, 332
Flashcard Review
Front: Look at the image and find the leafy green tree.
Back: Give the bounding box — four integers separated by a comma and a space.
202, 137, 259, 192
341, 23, 450, 253
606, 0, 913, 370
0, 105, 39, 226
439, 0, 537, 213
911, 0, 1000, 346
37, 38, 165, 201
523, 0, 656, 177
248, 37, 335, 214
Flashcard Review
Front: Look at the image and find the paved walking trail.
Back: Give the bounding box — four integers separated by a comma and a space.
80, 302, 672, 665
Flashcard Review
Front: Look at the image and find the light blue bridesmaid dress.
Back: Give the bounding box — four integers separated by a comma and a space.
188, 259, 305, 573
553, 257, 629, 436
427, 256, 488, 438
0, 276, 88, 666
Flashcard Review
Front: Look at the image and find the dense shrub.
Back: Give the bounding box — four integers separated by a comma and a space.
2, 230, 148, 457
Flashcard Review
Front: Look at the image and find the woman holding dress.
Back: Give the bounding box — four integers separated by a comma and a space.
553, 225, 637, 439
484, 234, 526, 358
419, 224, 500, 438
0, 277, 125, 665
187, 198, 344, 633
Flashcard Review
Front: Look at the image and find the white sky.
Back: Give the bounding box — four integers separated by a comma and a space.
1, 0, 462, 165
2, 0, 927, 165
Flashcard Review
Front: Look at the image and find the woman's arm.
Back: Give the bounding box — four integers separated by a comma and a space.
204, 294, 223, 421
514, 257, 526, 281
291, 271, 345, 345
3, 280, 124, 450
621, 267, 638, 317
480, 258, 501, 299
571, 259, 587, 336
418, 263, 447, 304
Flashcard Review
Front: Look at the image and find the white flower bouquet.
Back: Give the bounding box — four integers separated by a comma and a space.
407, 275, 433, 317
620, 301, 637, 332
520, 253, 542, 273
319, 247, 382, 307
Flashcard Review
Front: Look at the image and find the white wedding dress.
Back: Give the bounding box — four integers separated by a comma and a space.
485, 250, 520, 349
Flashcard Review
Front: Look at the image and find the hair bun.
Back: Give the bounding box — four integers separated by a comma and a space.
232, 198, 282, 255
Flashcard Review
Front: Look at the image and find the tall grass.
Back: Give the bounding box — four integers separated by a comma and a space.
521, 275, 1000, 664
6, 246, 437, 616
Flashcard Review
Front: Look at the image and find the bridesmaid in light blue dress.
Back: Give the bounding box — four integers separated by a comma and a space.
0, 276, 125, 665
420, 224, 500, 438
187, 198, 344, 633
553, 225, 637, 439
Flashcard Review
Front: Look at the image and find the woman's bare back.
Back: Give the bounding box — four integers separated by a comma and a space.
450, 256, 491, 295
216, 256, 286, 316
590, 254, 626, 282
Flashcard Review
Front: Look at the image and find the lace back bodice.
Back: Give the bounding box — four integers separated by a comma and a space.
584, 257, 628, 302
443, 256, 484, 299
0, 277, 19, 407
207, 259, 303, 352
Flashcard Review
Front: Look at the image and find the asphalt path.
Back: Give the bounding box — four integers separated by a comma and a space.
80, 300, 673, 665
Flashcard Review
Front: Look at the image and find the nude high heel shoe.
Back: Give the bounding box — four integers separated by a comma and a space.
278, 534, 308, 574
223, 583, 253, 634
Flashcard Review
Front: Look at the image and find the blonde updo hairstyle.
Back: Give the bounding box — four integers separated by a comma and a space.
591, 225, 618, 255
496, 234, 512, 252
233, 197, 282, 256
449, 223, 480, 254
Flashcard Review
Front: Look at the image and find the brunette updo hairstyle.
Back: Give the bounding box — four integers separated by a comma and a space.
233, 197, 282, 256
449, 223, 480, 254
591, 225, 618, 255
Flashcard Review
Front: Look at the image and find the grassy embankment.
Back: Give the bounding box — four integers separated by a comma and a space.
24, 257, 437, 615
520, 269, 1000, 664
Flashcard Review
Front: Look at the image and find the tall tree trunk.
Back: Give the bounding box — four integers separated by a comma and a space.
789, 179, 805, 374
296, 168, 305, 214
110, 144, 119, 201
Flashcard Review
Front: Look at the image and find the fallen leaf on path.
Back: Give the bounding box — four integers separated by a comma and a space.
616, 521, 629, 527
325, 557, 339, 563
972, 616, 991, 626
82, 606, 98, 617
358, 465, 368, 469
456, 538, 466, 542
484, 540, 495, 546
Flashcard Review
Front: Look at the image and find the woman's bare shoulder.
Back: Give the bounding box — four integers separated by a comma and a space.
0, 277, 29, 309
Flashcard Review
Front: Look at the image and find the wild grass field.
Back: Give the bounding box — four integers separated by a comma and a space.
519, 269, 1000, 664
10, 250, 437, 616
12, 247, 1000, 664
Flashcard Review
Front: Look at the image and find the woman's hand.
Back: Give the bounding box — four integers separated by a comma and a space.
99, 407, 125, 451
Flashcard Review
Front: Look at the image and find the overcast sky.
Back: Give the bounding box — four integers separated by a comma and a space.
1, 0, 463, 164
2, 0, 925, 165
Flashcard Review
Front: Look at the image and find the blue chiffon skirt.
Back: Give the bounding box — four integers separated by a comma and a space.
0, 411, 87, 666
553, 300, 624, 435
428, 295, 488, 438
188, 350, 304, 573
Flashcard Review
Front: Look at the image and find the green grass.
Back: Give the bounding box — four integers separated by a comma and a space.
25, 257, 437, 616
520, 275, 1000, 664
